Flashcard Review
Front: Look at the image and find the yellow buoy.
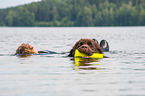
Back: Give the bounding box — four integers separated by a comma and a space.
74, 49, 104, 58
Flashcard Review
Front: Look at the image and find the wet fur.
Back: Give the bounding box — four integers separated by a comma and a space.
68, 39, 103, 57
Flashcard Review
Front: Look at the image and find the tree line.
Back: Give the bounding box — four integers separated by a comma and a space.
0, 0, 145, 26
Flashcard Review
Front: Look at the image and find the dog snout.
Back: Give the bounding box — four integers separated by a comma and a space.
81, 45, 88, 49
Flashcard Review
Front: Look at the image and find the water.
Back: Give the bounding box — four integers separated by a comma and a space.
0, 27, 145, 96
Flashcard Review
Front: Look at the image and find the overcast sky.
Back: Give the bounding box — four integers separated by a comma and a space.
0, 0, 41, 9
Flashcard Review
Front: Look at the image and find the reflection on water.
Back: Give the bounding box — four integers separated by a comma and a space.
0, 27, 145, 96
74, 57, 104, 70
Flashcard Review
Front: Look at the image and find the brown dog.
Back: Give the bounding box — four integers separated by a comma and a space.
68, 39, 103, 57
15, 43, 38, 54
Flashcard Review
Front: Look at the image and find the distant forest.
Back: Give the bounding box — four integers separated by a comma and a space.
0, 0, 145, 26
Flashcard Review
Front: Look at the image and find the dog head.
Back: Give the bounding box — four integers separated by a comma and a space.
68, 39, 103, 57
15, 43, 38, 54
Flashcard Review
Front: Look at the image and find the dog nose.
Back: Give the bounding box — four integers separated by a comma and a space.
81, 45, 88, 49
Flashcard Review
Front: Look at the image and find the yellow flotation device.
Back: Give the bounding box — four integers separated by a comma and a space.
74, 49, 104, 58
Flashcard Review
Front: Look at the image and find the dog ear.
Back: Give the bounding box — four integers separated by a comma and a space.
92, 39, 99, 44
68, 49, 74, 57
93, 41, 103, 53
68, 39, 81, 57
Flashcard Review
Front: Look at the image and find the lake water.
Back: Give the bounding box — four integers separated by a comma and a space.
0, 27, 145, 96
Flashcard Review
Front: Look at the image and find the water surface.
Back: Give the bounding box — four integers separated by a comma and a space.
0, 27, 145, 96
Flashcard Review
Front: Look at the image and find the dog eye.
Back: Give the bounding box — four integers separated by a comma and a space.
88, 42, 92, 45
80, 42, 83, 45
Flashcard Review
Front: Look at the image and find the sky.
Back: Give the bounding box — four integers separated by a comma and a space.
0, 0, 41, 9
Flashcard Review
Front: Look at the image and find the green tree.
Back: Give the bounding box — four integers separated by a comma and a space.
81, 6, 93, 26
0, 0, 145, 26
138, 6, 145, 25
5, 10, 15, 26
6, 7, 35, 26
